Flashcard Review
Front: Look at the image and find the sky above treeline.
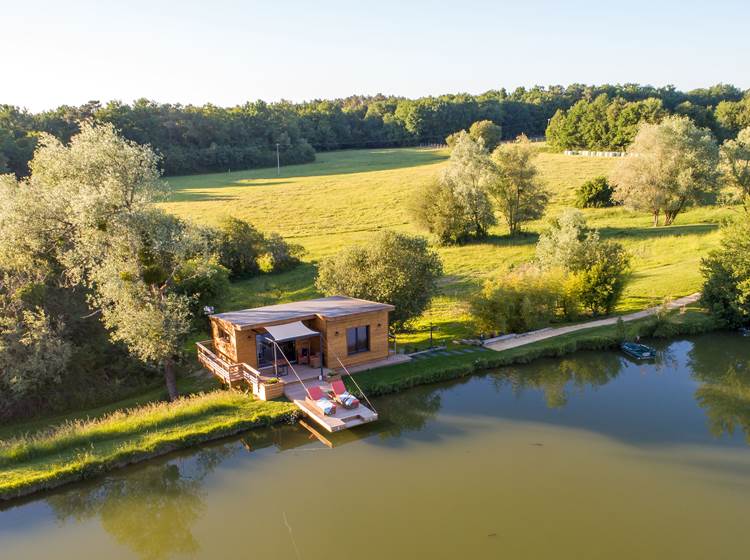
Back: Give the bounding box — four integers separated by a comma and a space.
4, 0, 749, 111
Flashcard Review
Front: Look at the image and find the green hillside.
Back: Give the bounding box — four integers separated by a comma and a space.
163, 147, 729, 347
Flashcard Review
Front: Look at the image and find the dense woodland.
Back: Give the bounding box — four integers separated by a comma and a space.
2, 83, 749, 177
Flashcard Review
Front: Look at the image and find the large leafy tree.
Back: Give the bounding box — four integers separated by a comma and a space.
89, 210, 208, 400
441, 131, 496, 239
720, 127, 750, 212
315, 230, 443, 331
701, 220, 750, 327
485, 135, 549, 235
7, 123, 222, 401
610, 115, 720, 226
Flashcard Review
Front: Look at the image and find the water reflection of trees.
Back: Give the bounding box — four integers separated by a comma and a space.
689, 336, 750, 442
46, 445, 235, 560
373, 384, 443, 437
490, 353, 624, 408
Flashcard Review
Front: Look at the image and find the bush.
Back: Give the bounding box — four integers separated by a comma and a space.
258, 233, 305, 273
215, 217, 265, 278
212, 218, 302, 278
471, 267, 569, 334
701, 220, 750, 327
315, 230, 443, 331
574, 176, 615, 208
537, 210, 630, 315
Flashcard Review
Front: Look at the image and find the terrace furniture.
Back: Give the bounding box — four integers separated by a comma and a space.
306, 385, 336, 416
329, 379, 360, 409
310, 353, 321, 368
273, 360, 289, 376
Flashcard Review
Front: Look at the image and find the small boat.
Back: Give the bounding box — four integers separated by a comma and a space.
621, 342, 656, 360
740, 327, 750, 337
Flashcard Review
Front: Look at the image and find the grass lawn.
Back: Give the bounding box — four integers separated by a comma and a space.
163, 147, 734, 348
0, 391, 297, 501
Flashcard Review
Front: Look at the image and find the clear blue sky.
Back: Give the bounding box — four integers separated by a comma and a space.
4, 0, 749, 111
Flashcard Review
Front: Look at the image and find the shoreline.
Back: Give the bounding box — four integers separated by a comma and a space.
0, 306, 720, 503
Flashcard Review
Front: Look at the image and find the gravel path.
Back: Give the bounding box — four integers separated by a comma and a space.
484, 293, 702, 353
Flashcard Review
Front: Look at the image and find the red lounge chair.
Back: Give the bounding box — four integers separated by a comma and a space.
330, 379, 360, 409
307, 385, 336, 416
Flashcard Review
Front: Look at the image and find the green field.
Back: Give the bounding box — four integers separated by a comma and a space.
163, 147, 731, 347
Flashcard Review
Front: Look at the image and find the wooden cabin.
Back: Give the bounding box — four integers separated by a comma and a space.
197, 296, 395, 398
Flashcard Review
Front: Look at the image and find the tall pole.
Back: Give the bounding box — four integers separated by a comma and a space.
276, 143, 280, 176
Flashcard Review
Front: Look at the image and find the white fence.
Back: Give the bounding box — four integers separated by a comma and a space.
564, 149, 625, 157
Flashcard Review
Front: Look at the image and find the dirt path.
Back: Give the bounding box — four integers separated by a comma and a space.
484, 293, 702, 353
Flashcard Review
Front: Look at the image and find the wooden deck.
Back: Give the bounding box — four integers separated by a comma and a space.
284, 380, 378, 433
197, 340, 380, 432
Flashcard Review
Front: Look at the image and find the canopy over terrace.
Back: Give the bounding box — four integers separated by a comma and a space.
262, 321, 324, 378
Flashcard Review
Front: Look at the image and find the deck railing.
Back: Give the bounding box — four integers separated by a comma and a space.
196, 340, 263, 388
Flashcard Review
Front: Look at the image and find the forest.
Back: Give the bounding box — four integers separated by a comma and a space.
2, 83, 749, 177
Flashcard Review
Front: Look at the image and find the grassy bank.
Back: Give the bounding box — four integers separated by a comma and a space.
0, 306, 721, 502
348, 306, 720, 396
163, 147, 732, 348
0, 392, 297, 502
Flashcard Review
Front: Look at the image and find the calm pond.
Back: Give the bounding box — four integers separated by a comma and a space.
2, 333, 750, 559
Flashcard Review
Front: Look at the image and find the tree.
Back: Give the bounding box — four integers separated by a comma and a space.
701, 220, 750, 327
315, 230, 443, 331
469, 120, 503, 151
20, 124, 221, 400
574, 175, 615, 208
610, 115, 720, 226
89, 210, 214, 400
440, 131, 496, 239
409, 180, 474, 245
536, 209, 596, 270
485, 135, 548, 235
720, 127, 750, 212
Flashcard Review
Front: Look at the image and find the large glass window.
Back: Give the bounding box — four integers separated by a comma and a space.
346, 325, 370, 355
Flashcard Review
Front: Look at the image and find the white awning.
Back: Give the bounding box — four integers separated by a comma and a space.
263, 321, 320, 342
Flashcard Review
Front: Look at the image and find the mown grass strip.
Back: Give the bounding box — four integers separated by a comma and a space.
0, 391, 298, 501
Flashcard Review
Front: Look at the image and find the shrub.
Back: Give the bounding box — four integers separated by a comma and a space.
471, 267, 569, 334
212, 218, 302, 277
215, 217, 265, 277
537, 210, 630, 315
258, 233, 305, 273
701, 220, 750, 327
574, 176, 615, 208
315, 230, 443, 331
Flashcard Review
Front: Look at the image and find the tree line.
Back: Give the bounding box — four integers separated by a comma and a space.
2, 83, 747, 178
546, 85, 750, 151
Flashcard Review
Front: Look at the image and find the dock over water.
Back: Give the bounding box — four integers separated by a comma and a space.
284, 380, 378, 432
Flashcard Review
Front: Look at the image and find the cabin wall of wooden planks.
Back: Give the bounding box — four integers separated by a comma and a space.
321, 309, 390, 368
209, 309, 390, 371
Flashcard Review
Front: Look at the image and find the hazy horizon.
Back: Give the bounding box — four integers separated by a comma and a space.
4, 0, 749, 112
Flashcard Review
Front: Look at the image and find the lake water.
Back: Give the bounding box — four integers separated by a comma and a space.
2, 334, 750, 559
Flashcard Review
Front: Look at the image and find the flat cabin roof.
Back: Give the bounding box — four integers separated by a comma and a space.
211, 296, 394, 330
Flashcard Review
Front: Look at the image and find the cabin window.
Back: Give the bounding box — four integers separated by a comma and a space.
346, 326, 370, 355
217, 326, 231, 344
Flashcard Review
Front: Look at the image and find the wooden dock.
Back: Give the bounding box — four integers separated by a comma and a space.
284, 380, 378, 433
